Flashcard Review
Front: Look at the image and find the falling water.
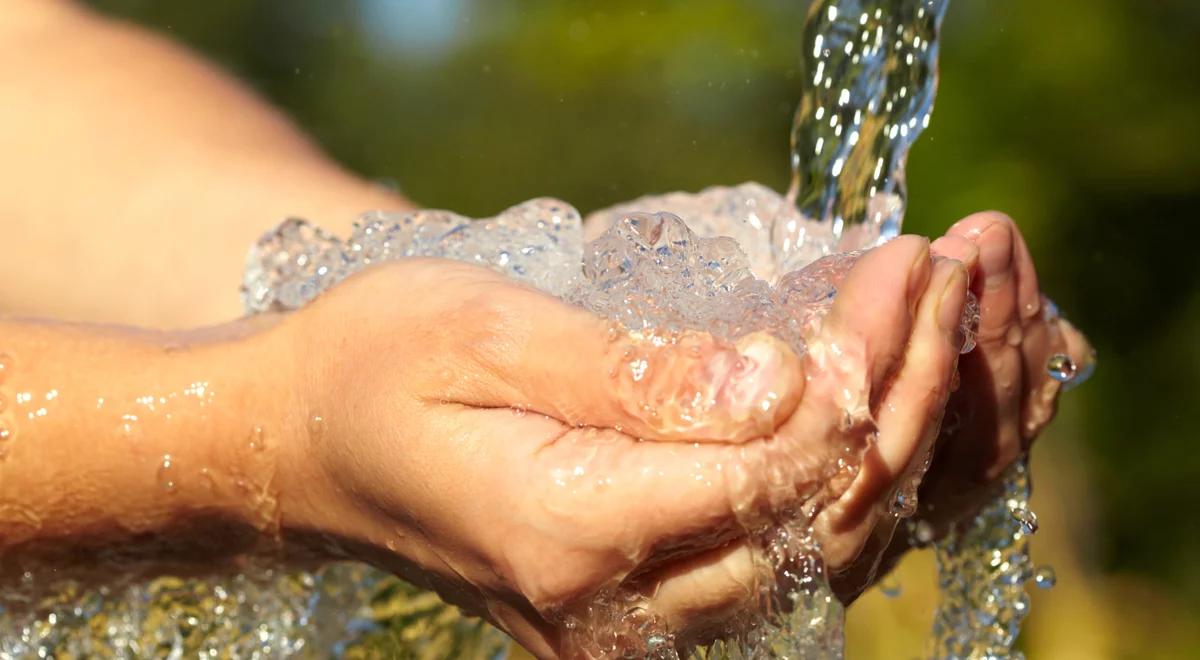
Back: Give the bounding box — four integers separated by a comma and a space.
782, 0, 949, 257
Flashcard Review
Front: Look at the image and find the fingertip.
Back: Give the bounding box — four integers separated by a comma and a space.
931, 235, 981, 284
948, 210, 1015, 240
732, 332, 806, 435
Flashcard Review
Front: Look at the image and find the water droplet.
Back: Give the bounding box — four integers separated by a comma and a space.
879, 575, 902, 599
958, 294, 980, 354
646, 633, 670, 652
158, 454, 178, 492
248, 426, 267, 452
1010, 506, 1038, 534
512, 405, 527, 418
307, 415, 325, 440
0, 422, 11, 458
117, 414, 140, 439
890, 487, 918, 518
0, 353, 12, 383
1033, 566, 1056, 589
1046, 353, 1077, 382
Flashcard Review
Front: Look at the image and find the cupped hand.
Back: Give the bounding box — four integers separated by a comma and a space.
271, 236, 967, 657
912, 212, 1094, 537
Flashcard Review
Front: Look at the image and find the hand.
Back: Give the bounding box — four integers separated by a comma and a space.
915, 212, 1094, 537
273, 236, 968, 657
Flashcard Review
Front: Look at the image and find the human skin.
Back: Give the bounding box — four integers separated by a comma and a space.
830, 212, 1096, 600
0, 0, 408, 327
1, 237, 969, 657
0, 0, 1093, 657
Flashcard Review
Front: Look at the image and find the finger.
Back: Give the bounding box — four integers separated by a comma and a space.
526, 426, 748, 566
635, 537, 760, 647
812, 235, 932, 414
446, 281, 805, 444
931, 235, 981, 281
1019, 315, 1095, 439
813, 259, 967, 552
1011, 224, 1043, 322
948, 212, 1020, 340
1017, 315, 1063, 442
874, 259, 968, 480
947, 212, 1025, 476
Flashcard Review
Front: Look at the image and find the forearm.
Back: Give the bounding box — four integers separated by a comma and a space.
0, 315, 300, 578
0, 0, 410, 327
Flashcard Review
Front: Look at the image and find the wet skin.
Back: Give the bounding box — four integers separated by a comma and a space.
282, 214, 1091, 655
0, 218, 1091, 659
272, 235, 969, 655
834, 212, 1096, 601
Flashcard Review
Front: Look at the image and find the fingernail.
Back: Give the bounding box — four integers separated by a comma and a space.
937, 262, 969, 334
907, 237, 932, 303
978, 221, 1014, 290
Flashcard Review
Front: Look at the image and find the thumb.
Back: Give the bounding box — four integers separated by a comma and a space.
456, 283, 804, 444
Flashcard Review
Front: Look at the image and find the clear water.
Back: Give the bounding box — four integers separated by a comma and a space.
0, 1, 1070, 658
928, 461, 1038, 660
782, 0, 949, 263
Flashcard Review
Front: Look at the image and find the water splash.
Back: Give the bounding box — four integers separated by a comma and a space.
929, 460, 1037, 660
783, 0, 950, 262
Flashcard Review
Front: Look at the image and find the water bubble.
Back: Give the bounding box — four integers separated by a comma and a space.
889, 476, 920, 518
890, 489, 917, 518
158, 454, 178, 492
1010, 505, 1038, 534
1046, 353, 1077, 382
646, 633, 670, 651
248, 426, 267, 452
1033, 566, 1057, 589
116, 414, 140, 439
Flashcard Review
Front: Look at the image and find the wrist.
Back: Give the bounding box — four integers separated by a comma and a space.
0, 316, 300, 573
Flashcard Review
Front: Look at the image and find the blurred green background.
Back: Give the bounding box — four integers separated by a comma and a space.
85, 0, 1200, 657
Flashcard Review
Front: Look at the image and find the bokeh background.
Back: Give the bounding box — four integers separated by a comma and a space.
85, 0, 1200, 657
